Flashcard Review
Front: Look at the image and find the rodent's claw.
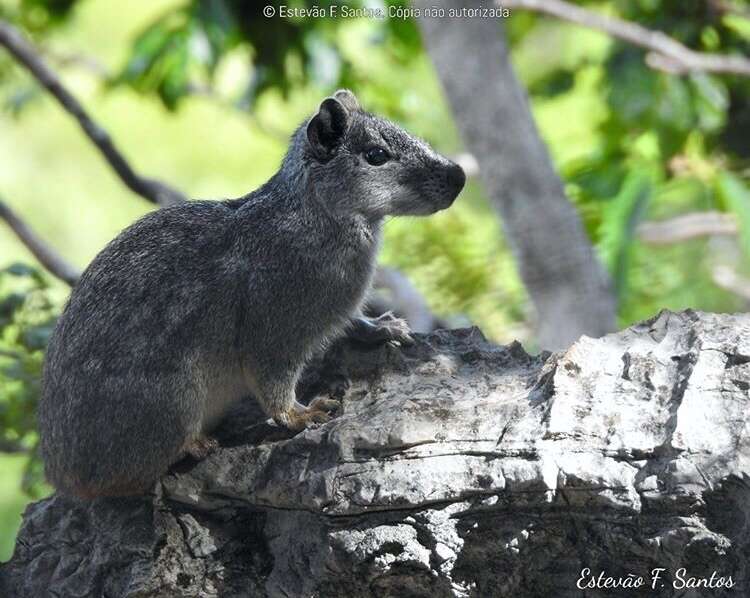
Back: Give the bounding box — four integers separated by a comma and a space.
383, 320, 414, 346
359, 312, 414, 346
390, 329, 415, 346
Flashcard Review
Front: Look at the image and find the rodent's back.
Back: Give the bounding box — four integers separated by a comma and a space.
39, 200, 244, 496
56, 201, 241, 358
38, 88, 465, 497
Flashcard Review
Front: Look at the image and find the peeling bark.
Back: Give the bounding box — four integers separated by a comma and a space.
2, 310, 749, 597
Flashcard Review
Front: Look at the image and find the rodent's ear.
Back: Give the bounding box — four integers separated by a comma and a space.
306, 97, 350, 159
333, 89, 360, 112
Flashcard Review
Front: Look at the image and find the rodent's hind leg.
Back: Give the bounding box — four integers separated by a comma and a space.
347, 312, 414, 346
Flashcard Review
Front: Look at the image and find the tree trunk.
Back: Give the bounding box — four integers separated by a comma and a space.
414, 1, 617, 350
1, 310, 749, 597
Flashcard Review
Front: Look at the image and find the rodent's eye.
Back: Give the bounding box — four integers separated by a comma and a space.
364, 147, 390, 166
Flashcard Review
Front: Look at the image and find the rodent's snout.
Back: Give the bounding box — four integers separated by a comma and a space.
446, 162, 466, 201
392, 155, 466, 216
438, 161, 465, 208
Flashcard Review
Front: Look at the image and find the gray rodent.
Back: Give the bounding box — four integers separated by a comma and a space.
39, 90, 465, 498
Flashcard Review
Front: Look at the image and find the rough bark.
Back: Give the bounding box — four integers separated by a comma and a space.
414, 1, 617, 350
2, 310, 749, 597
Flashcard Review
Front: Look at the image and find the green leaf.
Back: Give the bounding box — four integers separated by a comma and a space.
195, 0, 236, 70
159, 33, 191, 109
722, 14, 750, 42
20, 324, 54, 352
690, 73, 728, 133
0, 293, 26, 326
4, 263, 42, 280
655, 75, 692, 132
119, 19, 173, 81
716, 173, 750, 259
608, 58, 656, 124
598, 169, 655, 300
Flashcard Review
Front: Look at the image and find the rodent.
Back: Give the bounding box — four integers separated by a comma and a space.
38, 90, 465, 498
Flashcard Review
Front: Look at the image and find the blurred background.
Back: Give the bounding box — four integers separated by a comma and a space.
1, 0, 749, 560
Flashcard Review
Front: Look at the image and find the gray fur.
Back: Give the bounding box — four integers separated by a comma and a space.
38, 90, 465, 498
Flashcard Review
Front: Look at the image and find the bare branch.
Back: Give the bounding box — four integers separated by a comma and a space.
637, 211, 738, 245
0, 20, 187, 207
0, 200, 80, 286
503, 0, 750, 77
713, 265, 750, 300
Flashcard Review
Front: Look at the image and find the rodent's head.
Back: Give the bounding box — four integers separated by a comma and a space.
294, 90, 465, 219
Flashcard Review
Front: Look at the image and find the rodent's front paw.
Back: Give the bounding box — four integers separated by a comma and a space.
275, 398, 341, 432
183, 436, 219, 460
352, 312, 414, 346
374, 312, 414, 346
307, 396, 341, 413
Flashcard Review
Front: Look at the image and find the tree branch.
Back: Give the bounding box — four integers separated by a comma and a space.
0, 20, 187, 207
637, 211, 738, 244
0, 200, 80, 286
712, 264, 750, 300
503, 0, 750, 77
416, 0, 617, 350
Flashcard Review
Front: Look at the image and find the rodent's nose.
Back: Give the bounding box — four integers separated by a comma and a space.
446, 162, 466, 197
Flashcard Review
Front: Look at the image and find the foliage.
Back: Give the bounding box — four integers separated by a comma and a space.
0, 263, 56, 497
1, 0, 422, 110
597, 167, 656, 300
0, 0, 77, 34
382, 188, 530, 336
111, 0, 423, 112
717, 172, 750, 257
510, 1, 750, 325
